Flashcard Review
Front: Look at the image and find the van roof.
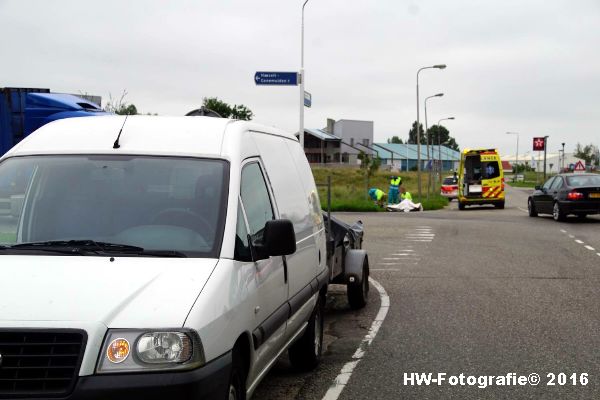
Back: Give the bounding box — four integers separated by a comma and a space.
4, 115, 297, 158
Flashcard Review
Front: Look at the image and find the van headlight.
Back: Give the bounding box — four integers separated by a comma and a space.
97, 329, 205, 373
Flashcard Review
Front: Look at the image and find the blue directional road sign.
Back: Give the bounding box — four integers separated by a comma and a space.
254, 71, 298, 86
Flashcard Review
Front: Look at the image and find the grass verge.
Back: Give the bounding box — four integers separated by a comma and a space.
312, 166, 450, 212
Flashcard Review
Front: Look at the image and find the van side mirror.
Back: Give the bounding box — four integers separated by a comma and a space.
250, 219, 296, 261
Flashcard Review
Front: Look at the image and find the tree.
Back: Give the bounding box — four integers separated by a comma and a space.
427, 125, 460, 151
104, 90, 139, 115
574, 143, 599, 166
387, 136, 403, 144
201, 97, 254, 120
407, 121, 425, 144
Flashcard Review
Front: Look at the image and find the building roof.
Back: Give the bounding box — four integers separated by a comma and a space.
373, 143, 460, 161
304, 128, 340, 141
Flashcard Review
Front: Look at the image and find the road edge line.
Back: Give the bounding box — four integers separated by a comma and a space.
321, 277, 390, 400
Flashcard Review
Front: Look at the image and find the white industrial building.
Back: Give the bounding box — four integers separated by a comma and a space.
502, 152, 584, 173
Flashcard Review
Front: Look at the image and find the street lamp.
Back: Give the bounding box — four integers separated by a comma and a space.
416, 64, 446, 199
506, 132, 519, 180
424, 93, 443, 199
437, 117, 455, 185
299, 0, 310, 149
561, 142, 565, 171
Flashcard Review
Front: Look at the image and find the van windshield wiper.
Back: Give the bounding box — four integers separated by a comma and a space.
8, 240, 142, 255
6, 241, 187, 257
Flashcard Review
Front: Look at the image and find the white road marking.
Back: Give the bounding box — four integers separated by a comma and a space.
404, 239, 432, 242
390, 253, 418, 256
371, 268, 403, 271
585, 245, 595, 251
377, 262, 401, 266
575, 240, 584, 244
518, 207, 528, 213
569, 235, 575, 238
597, 253, 600, 257
560, 229, 567, 233
322, 278, 389, 400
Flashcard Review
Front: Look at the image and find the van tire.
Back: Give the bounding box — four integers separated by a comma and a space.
347, 260, 369, 309
458, 201, 465, 210
288, 296, 324, 371
495, 201, 505, 209
227, 349, 246, 400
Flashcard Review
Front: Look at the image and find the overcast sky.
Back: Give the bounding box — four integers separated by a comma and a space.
1, 0, 599, 156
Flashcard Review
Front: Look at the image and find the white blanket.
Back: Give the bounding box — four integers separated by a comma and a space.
386, 199, 424, 212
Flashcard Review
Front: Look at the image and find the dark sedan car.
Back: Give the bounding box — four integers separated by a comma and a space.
528, 173, 600, 221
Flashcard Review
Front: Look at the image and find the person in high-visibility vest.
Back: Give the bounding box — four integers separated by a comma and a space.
368, 188, 387, 207
400, 189, 413, 201
388, 176, 402, 204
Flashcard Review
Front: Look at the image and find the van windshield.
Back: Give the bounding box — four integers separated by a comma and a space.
0, 155, 228, 258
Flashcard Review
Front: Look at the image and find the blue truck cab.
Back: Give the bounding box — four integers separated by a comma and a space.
0, 87, 109, 155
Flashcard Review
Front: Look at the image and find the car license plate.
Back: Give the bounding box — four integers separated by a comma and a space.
590, 193, 600, 199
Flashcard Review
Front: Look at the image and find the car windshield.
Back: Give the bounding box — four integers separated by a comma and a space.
0, 155, 228, 257
442, 177, 457, 185
566, 175, 600, 187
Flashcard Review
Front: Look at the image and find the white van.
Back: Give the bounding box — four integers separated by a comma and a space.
0, 116, 328, 400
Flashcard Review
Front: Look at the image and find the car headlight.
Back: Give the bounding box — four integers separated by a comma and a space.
97, 329, 205, 373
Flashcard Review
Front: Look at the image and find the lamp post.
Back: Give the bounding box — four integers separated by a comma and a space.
561, 142, 565, 171
543, 135, 549, 181
416, 64, 446, 200
437, 117, 455, 186
299, 0, 310, 149
424, 93, 443, 199
506, 132, 519, 180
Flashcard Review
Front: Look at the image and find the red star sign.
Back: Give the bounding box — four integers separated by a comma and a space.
533, 137, 545, 151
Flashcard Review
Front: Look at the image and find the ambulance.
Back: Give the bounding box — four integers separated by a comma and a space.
457, 148, 505, 210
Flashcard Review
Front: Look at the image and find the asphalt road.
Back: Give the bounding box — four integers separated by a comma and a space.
255, 185, 600, 399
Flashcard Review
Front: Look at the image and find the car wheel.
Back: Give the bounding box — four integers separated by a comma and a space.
288, 295, 324, 371
348, 259, 369, 310
227, 350, 246, 400
553, 202, 566, 221
528, 199, 538, 217
458, 201, 465, 210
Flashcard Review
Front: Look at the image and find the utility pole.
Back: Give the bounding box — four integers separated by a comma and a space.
543, 135, 549, 181
299, 0, 310, 150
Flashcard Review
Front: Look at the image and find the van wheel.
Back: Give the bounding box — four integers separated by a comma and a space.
458, 201, 465, 210
528, 199, 537, 217
495, 201, 505, 209
348, 260, 369, 309
553, 202, 566, 221
288, 296, 324, 371
227, 350, 246, 400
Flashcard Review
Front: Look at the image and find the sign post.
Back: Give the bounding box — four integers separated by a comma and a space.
533, 137, 546, 183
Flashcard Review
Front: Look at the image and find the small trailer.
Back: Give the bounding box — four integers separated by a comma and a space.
319, 176, 370, 309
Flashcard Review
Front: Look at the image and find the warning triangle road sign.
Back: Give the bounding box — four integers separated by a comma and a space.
574, 160, 586, 172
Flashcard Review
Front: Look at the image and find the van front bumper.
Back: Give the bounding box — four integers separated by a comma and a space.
67, 351, 231, 400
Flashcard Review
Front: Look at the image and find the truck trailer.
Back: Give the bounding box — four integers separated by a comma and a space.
0, 87, 108, 155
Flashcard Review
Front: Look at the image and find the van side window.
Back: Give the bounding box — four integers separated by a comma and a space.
240, 162, 274, 236
234, 201, 252, 262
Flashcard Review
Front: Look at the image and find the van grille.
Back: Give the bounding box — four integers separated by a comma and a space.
0, 330, 86, 398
